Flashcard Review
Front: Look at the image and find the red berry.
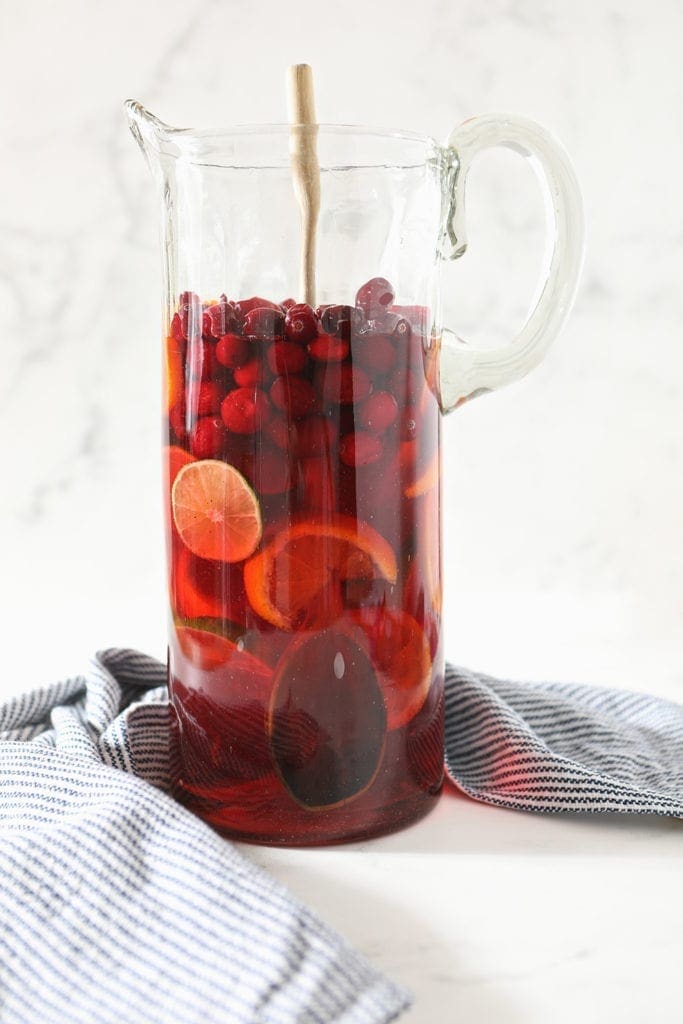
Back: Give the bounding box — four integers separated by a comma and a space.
294, 416, 338, 457
233, 359, 264, 388
280, 297, 297, 311
235, 296, 282, 318
364, 312, 411, 340
270, 376, 319, 418
388, 366, 423, 402
340, 431, 384, 467
320, 304, 364, 338
242, 307, 286, 339
308, 334, 349, 363
355, 277, 395, 317
203, 301, 237, 339
216, 333, 250, 369
250, 446, 294, 495
186, 340, 219, 382
315, 363, 372, 405
176, 294, 202, 341
358, 391, 398, 434
284, 303, 319, 344
267, 340, 308, 375
195, 381, 222, 416
220, 387, 271, 434
189, 416, 226, 458
169, 401, 189, 441
354, 335, 396, 375
265, 415, 296, 450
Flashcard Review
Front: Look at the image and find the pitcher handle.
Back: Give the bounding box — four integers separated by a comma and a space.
437, 114, 585, 412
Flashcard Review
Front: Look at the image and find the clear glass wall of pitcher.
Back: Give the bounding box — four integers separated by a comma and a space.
127, 102, 583, 845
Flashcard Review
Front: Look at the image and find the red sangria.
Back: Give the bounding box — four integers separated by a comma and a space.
165, 278, 444, 844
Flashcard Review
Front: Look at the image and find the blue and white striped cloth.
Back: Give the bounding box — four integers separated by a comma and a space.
1, 650, 682, 1023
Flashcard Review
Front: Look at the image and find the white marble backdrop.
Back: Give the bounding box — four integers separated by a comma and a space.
1, 0, 682, 697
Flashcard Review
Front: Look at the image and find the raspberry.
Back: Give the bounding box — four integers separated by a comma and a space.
308, 334, 349, 363
358, 391, 398, 434
189, 416, 226, 458
270, 376, 319, 418
267, 340, 308, 375
339, 431, 384, 467
216, 333, 250, 369
220, 387, 271, 434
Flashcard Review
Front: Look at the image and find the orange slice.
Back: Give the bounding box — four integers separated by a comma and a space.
172, 459, 262, 563
405, 450, 439, 498
244, 515, 398, 630
165, 334, 184, 412
165, 445, 195, 492
352, 607, 431, 729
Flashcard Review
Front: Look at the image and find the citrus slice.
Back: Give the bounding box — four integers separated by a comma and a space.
405, 450, 439, 498
172, 459, 262, 563
165, 334, 184, 412
165, 445, 195, 491
244, 515, 398, 630
352, 607, 431, 729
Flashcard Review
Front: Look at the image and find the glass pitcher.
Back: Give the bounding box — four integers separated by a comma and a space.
127, 101, 583, 845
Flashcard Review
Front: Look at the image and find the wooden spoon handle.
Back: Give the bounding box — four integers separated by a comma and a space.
287, 64, 320, 307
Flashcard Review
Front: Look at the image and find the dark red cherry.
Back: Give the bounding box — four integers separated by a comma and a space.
355, 277, 395, 317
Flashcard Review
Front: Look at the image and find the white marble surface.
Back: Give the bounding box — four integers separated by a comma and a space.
1, 2, 682, 1022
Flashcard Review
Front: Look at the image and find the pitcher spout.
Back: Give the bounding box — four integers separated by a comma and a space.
125, 100, 180, 174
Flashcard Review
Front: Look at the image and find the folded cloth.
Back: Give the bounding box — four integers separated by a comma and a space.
444, 665, 683, 816
2, 655, 682, 1024
0, 650, 409, 1024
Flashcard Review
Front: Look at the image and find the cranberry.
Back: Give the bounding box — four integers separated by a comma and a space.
308, 334, 349, 363
355, 277, 395, 317
186, 340, 219, 382
203, 301, 237, 339
364, 312, 411, 340
315, 363, 372, 405
320, 304, 364, 338
270, 376, 319, 418
243, 306, 286, 340
235, 297, 282, 318
267, 340, 308, 375
195, 381, 222, 417
340, 431, 384, 467
284, 303, 319, 344
169, 401, 189, 441
388, 366, 423, 402
251, 446, 294, 495
294, 416, 338, 457
265, 415, 296, 450
216, 333, 250, 369
176, 294, 202, 341
220, 387, 271, 434
189, 416, 226, 458
358, 391, 398, 434
354, 335, 396, 375
280, 297, 297, 311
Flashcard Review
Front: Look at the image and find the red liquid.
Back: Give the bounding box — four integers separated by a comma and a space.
165, 282, 444, 844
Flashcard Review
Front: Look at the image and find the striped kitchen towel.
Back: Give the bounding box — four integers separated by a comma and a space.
0, 650, 410, 1024
1, 654, 682, 1024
